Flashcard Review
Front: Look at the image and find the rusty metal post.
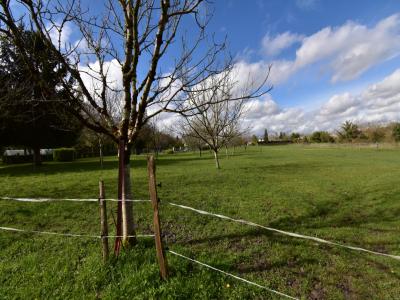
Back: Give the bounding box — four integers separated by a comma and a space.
99, 180, 109, 262
147, 155, 168, 279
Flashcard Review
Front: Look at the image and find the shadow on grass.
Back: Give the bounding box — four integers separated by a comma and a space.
237, 162, 320, 175
179, 227, 400, 280
0, 154, 222, 177
268, 199, 400, 234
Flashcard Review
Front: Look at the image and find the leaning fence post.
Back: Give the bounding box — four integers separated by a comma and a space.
147, 155, 168, 280
99, 180, 109, 263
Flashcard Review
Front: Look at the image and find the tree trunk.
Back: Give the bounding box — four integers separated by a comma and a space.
33, 146, 41, 166
116, 141, 137, 251
121, 145, 136, 246
199, 146, 202, 157
225, 145, 228, 158
99, 138, 103, 168
213, 150, 220, 169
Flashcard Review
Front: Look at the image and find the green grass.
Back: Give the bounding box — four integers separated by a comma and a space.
1, 145, 400, 299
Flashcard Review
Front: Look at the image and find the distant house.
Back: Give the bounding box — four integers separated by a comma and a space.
3, 149, 53, 156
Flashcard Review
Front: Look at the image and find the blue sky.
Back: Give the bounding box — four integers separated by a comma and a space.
7, 0, 400, 134
211, 0, 400, 106
193, 0, 400, 134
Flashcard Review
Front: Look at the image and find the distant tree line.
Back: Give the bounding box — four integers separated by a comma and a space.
249, 121, 400, 145
74, 125, 184, 158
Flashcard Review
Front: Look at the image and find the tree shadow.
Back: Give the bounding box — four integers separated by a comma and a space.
178, 227, 400, 280
269, 199, 400, 235
0, 154, 220, 177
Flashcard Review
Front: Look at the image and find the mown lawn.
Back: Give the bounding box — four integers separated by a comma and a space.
0, 145, 400, 299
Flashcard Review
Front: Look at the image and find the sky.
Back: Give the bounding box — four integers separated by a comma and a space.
204, 0, 400, 135
6, 0, 400, 136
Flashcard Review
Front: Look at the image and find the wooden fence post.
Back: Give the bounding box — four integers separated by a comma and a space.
99, 180, 109, 262
147, 155, 168, 280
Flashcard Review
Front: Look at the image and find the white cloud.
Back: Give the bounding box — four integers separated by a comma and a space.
250, 14, 400, 85
48, 22, 73, 49
319, 93, 360, 116
79, 59, 123, 92
362, 68, 400, 105
231, 59, 296, 87
244, 69, 400, 135
261, 32, 303, 57
243, 95, 306, 134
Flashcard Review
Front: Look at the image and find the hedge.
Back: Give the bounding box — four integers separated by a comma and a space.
2, 154, 53, 164
53, 148, 75, 162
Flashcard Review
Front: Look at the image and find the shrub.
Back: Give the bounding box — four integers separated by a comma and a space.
310, 131, 335, 143
1, 152, 53, 164
165, 149, 174, 154
2, 154, 33, 164
393, 123, 400, 142
53, 148, 75, 162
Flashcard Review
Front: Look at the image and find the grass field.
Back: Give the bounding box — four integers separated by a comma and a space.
1, 145, 400, 299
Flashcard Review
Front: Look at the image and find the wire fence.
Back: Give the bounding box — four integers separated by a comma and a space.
2, 196, 399, 261
0, 196, 150, 203
0, 226, 154, 239
1, 195, 399, 299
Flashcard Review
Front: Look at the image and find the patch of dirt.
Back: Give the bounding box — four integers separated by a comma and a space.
309, 281, 327, 300
287, 277, 300, 289
336, 280, 353, 300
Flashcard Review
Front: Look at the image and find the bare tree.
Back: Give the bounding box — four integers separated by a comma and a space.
0, 0, 270, 247
183, 132, 204, 157
180, 68, 270, 168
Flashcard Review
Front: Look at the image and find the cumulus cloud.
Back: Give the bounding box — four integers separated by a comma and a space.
247, 14, 400, 85
261, 32, 303, 57
242, 95, 306, 134
362, 68, 400, 107
79, 59, 123, 94
244, 69, 400, 135
319, 93, 360, 116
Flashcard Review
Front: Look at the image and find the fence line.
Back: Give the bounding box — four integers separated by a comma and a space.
168, 250, 298, 300
2, 196, 399, 261
0, 226, 154, 239
164, 201, 400, 261
0, 225, 297, 298
0, 196, 150, 203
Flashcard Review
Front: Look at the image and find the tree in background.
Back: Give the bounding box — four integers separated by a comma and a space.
393, 123, 400, 142
183, 133, 205, 157
278, 131, 289, 141
263, 129, 269, 143
75, 128, 117, 162
179, 67, 269, 169
228, 135, 246, 154
132, 124, 180, 154
0, 31, 81, 165
368, 127, 386, 144
337, 121, 362, 142
251, 135, 259, 145
310, 131, 334, 143
290, 132, 301, 143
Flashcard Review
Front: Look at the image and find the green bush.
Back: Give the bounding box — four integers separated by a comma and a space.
53, 148, 75, 162
2, 153, 53, 164
2, 155, 33, 164
165, 149, 174, 154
